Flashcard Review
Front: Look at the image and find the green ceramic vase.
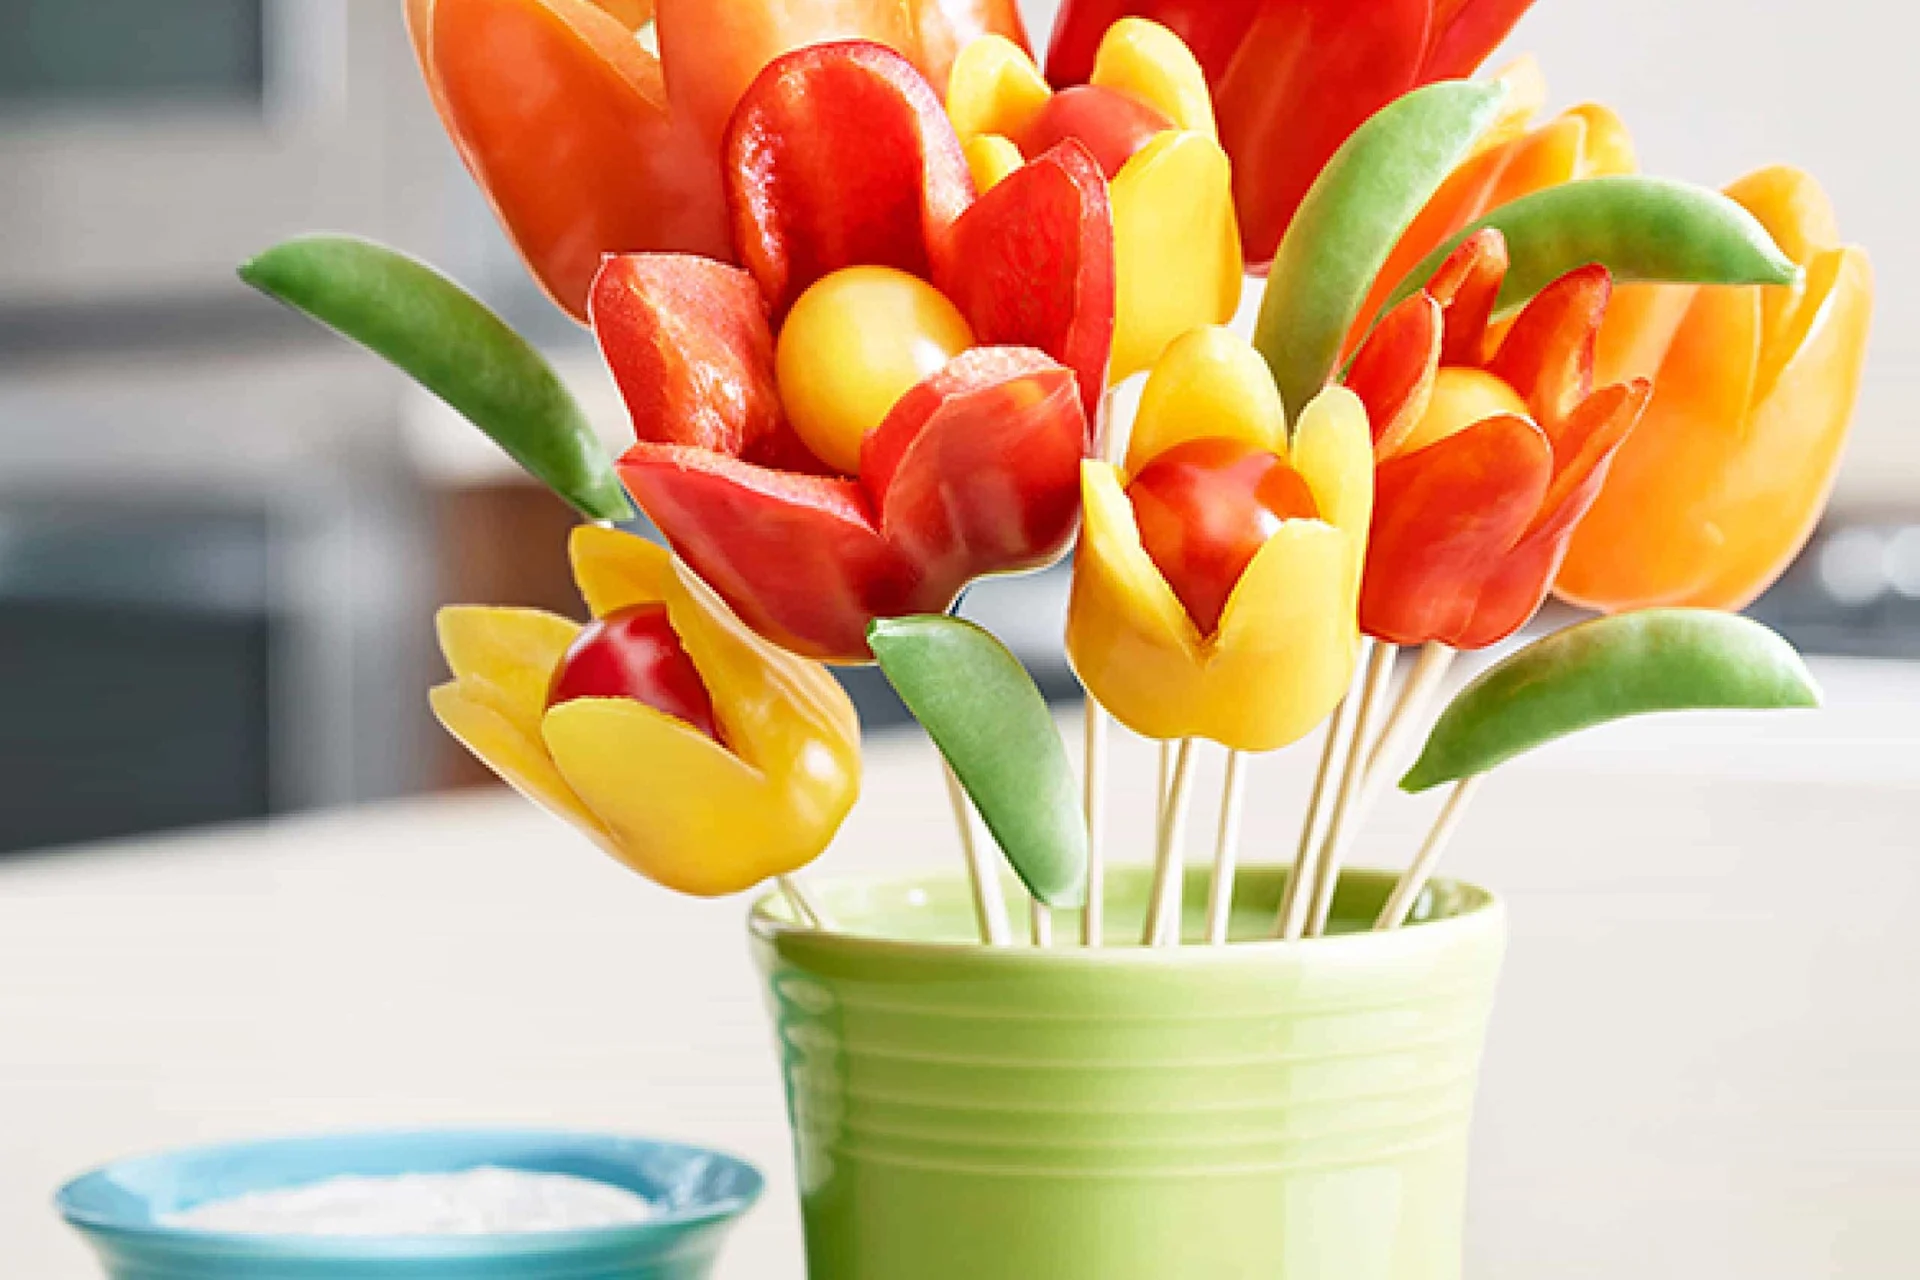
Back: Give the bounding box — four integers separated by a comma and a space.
749, 864, 1506, 1280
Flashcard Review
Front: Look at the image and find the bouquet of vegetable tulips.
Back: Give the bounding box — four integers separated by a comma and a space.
244, 0, 1871, 948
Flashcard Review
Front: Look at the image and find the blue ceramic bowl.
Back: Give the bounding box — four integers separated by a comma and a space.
57, 1129, 763, 1279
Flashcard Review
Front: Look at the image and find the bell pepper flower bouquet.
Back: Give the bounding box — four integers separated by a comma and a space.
241, 0, 1870, 949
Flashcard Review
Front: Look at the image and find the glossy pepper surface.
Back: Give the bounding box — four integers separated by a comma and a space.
602, 41, 1114, 662
1346, 229, 1651, 649
406, 0, 1029, 320
1068, 327, 1372, 752
946, 18, 1241, 380
1556, 167, 1874, 612
430, 526, 861, 897
1044, 0, 1539, 266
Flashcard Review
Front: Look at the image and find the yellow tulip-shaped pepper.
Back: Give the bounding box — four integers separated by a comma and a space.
430, 526, 861, 896
1556, 166, 1874, 611
1068, 328, 1372, 751
946, 19, 1242, 381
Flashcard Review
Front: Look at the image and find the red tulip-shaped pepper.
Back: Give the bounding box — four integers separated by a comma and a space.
1345, 230, 1652, 649
599, 41, 1114, 662
1044, 0, 1539, 266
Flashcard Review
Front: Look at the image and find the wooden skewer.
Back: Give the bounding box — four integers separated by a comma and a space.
1275, 640, 1372, 939
1081, 699, 1110, 947
1142, 738, 1197, 946
1031, 900, 1054, 947
778, 875, 830, 931
1375, 777, 1483, 930
1306, 642, 1400, 937
944, 759, 1012, 945
1204, 748, 1248, 945
1360, 642, 1456, 803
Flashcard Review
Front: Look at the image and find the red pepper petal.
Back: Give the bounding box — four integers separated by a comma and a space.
617, 443, 929, 661
1346, 292, 1443, 457
591, 253, 820, 472
1420, 0, 1540, 82
1427, 228, 1510, 367
942, 139, 1116, 419
1213, 0, 1431, 265
1454, 379, 1648, 647
863, 346, 1089, 587
1488, 263, 1611, 425
425, 0, 729, 322
724, 40, 975, 318
1361, 413, 1552, 647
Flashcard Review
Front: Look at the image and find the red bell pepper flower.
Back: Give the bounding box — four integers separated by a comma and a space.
1345, 230, 1651, 649
1044, 0, 1539, 266
598, 41, 1114, 662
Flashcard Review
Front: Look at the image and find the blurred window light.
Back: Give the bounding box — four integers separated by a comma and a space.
1818, 526, 1890, 607
0, 0, 265, 113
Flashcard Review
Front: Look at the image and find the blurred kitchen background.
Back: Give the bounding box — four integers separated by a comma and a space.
0, 0, 1909, 855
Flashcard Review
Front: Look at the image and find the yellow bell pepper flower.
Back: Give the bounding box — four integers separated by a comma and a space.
430, 526, 861, 897
1067, 328, 1372, 752
946, 19, 1243, 382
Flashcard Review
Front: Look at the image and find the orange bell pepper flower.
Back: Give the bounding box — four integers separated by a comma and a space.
431, 526, 861, 897
1346, 230, 1651, 649
1556, 167, 1874, 612
406, 0, 1028, 320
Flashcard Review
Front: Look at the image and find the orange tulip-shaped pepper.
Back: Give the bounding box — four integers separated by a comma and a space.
1555, 167, 1874, 611
406, 0, 1028, 319
1068, 327, 1373, 751
430, 526, 861, 897
1346, 230, 1651, 648
946, 19, 1242, 380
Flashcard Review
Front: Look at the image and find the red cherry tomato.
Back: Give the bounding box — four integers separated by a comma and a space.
547, 603, 722, 742
1018, 84, 1172, 180
1127, 437, 1321, 635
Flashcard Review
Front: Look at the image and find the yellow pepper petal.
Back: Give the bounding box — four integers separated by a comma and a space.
1067, 460, 1201, 741
1289, 385, 1375, 548
1563, 103, 1637, 178
543, 698, 807, 896
1090, 17, 1215, 138
665, 555, 861, 763
945, 33, 1050, 144
1126, 325, 1286, 474
569, 524, 675, 618
1208, 520, 1360, 751
430, 682, 610, 844
1471, 55, 1547, 155
1109, 131, 1244, 382
435, 605, 580, 739
964, 133, 1025, 192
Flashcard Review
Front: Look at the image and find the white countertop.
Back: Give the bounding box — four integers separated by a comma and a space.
5, 657, 1920, 1277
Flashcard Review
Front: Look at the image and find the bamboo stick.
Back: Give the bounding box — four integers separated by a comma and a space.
1360, 642, 1456, 803
1275, 640, 1372, 939
1305, 642, 1400, 936
944, 760, 1012, 945
1204, 749, 1248, 945
1375, 777, 1483, 930
778, 875, 827, 930
1031, 900, 1054, 947
1142, 738, 1197, 946
1081, 700, 1109, 947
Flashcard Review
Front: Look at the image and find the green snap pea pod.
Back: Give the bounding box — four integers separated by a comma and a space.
1381, 175, 1802, 321
1255, 79, 1511, 422
1401, 610, 1820, 793
869, 616, 1088, 908
240, 234, 632, 522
